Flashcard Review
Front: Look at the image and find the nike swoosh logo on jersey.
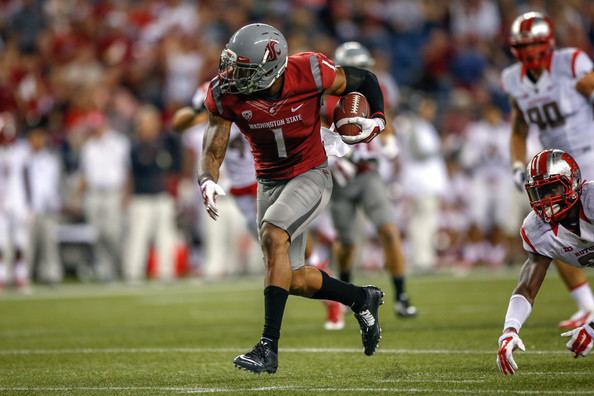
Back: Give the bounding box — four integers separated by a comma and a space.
291, 104, 304, 112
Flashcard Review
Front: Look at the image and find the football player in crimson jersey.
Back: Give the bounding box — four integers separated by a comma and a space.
173, 83, 344, 330
503, 11, 594, 330
198, 23, 387, 374
324, 41, 417, 318
497, 150, 594, 375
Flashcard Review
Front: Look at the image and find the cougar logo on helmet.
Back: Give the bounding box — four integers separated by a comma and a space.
265, 40, 281, 62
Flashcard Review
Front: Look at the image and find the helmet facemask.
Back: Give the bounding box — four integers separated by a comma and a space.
218, 48, 266, 95
510, 41, 553, 70
526, 175, 579, 223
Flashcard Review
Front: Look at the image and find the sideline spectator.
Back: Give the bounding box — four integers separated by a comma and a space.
79, 111, 130, 282
123, 105, 177, 282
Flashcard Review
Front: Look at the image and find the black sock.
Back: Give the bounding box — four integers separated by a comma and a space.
339, 271, 351, 283
311, 270, 367, 311
393, 276, 405, 301
261, 286, 289, 353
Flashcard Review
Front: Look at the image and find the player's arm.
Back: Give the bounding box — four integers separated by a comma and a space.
172, 107, 209, 133
172, 107, 198, 132
326, 66, 385, 143
509, 97, 529, 190
197, 111, 232, 219
497, 252, 551, 375
575, 71, 594, 101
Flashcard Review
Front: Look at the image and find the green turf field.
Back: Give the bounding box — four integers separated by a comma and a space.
0, 270, 593, 395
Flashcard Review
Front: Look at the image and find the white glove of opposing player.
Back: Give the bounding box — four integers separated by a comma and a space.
199, 177, 226, 220
497, 331, 526, 375
561, 321, 594, 358
512, 163, 527, 192
339, 117, 385, 145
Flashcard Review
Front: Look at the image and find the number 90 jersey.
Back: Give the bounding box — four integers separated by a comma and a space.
205, 52, 337, 181
501, 48, 594, 164
520, 181, 594, 268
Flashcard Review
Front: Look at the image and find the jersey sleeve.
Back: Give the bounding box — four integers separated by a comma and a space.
571, 50, 593, 79
520, 213, 550, 257
204, 84, 219, 115
500, 66, 513, 95
313, 52, 337, 91
581, 181, 594, 220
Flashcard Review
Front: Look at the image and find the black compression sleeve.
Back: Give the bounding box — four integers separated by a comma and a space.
342, 66, 385, 120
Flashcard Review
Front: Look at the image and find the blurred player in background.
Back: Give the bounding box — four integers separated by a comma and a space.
325, 41, 416, 317
198, 24, 388, 373
503, 11, 594, 330
497, 150, 594, 375
0, 115, 16, 291
460, 103, 517, 268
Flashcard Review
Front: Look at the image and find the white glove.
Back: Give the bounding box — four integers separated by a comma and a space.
329, 157, 356, 187
561, 321, 594, 358
198, 177, 226, 220
496, 331, 525, 375
339, 117, 385, 145
380, 134, 399, 159
512, 162, 527, 192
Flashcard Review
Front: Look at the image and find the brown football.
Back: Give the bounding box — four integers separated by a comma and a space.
333, 92, 370, 137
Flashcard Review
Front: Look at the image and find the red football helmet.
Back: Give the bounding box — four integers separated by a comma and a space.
525, 149, 582, 223
509, 11, 554, 70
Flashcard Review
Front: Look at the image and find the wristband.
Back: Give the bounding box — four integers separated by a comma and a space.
197, 173, 213, 186
503, 294, 532, 333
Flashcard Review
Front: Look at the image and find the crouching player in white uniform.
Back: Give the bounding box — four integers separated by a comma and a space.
497, 150, 594, 375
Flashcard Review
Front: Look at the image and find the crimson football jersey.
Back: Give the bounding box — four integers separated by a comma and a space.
205, 52, 337, 180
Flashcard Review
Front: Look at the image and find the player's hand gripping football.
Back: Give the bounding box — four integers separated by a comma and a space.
561, 321, 594, 358
339, 117, 385, 145
198, 176, 226, 220
497, 331, 526, 375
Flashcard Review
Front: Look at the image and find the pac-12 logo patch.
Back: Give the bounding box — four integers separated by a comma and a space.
242, 110, 252, 120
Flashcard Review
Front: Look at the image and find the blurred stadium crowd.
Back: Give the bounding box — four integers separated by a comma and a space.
0, 0, 593, 289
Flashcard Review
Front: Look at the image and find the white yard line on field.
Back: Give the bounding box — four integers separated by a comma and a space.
0, 347, 569, 355
0, 386, 592, 395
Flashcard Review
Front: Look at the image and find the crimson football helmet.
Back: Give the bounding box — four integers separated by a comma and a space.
509, 11, 554, 70
525, 149, 582, 223
218, 23, 288, 95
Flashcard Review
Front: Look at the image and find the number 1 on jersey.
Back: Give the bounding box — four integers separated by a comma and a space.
272, 128, 287, 158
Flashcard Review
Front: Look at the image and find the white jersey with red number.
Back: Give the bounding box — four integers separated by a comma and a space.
501, 48, 594, 179
520, 181, 594, 267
